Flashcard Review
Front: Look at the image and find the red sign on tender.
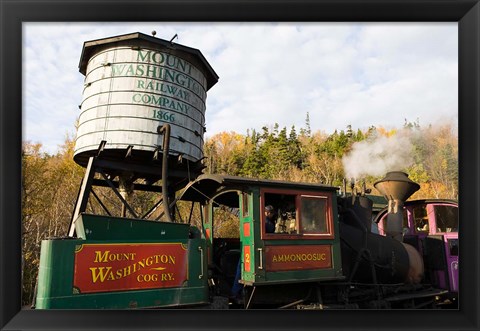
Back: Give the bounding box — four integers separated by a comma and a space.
73, 243, 188, 294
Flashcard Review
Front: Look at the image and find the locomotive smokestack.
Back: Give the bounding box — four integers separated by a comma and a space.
374, 171, 420, 241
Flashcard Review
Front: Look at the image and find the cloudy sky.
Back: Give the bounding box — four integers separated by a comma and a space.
23, 22, 458, 155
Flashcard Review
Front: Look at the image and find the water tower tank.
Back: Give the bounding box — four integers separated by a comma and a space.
74, 32, 218, 169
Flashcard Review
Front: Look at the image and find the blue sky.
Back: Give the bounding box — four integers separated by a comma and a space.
23, 22, 458, 155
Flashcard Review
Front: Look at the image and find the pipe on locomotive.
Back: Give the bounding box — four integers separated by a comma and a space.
158, 124, 174, 223
374, 171, 420, 242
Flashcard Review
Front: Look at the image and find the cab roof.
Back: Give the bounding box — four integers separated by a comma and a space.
179, 174, 338, 206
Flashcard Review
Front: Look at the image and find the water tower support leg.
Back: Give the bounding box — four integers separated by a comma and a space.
68, 156, 96, 237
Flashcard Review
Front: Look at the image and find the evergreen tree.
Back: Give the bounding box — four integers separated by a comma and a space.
346, 124, 353, 138
288, 125, 304, 168
300, 112, 312, 137
351, 128, 364, 142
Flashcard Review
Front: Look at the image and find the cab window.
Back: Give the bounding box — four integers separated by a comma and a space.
413, 205, 429, 233
300, 196, 328, 234
435, 205, 458, 233
264, 192, 296, 234
263, 190, 333, 239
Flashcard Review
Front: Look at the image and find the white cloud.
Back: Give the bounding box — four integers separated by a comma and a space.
23, 22, 458, 155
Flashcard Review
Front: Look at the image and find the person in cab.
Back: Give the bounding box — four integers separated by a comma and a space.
265, 205, 276, 233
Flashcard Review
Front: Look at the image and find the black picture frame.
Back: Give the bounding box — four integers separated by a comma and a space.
1, 1, 478, 330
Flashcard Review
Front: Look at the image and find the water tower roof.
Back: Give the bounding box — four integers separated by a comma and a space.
78, 32, 219, 90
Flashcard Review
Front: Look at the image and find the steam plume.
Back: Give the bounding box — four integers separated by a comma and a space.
342, 130, 415, 179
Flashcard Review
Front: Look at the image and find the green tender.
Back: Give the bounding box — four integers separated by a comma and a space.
35, 214, 207, 309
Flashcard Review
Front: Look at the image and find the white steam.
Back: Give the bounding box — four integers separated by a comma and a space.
342, 131, 415, 179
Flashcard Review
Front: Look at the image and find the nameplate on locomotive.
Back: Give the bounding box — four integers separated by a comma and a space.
265, 245, 332, 271
73, 243, 188, 294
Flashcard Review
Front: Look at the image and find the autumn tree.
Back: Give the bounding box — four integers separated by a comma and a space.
204, 131, 247, 175
407, 123, 458, 199
22, 136, 84, 305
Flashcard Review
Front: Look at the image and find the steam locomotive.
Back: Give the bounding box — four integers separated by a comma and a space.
34, 159, 458, 309
33, 32, 458, 309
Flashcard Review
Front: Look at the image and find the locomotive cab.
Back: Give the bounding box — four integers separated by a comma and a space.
180, 174, 344, 307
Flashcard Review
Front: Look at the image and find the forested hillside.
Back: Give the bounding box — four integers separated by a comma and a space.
203, 118, 457, 199
21, 118, 457, 305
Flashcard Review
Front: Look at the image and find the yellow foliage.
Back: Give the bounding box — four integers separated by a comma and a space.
376, 126, 397, 137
